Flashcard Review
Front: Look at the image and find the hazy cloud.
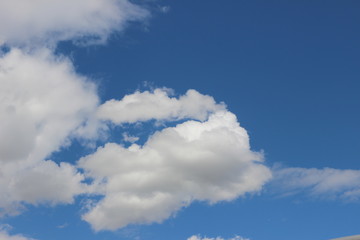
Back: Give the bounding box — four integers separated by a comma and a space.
122, 133, 140, 143
273, 167, 360, 200
0, 225, 35, 240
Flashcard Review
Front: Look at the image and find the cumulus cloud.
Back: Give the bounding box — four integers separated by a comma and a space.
0, 0, 149, 47
273, 167, 360, 200
79, 110, 272, 231
187, 235, 250, 240
97, 88, 226, 124
0, 0, 270, 235
0, 161, 86, 207
0, 48, 99, 214
0, 48, 99, 163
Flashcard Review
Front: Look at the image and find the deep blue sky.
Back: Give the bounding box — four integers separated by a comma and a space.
3, 1, 360, 240
60, 0, 360, 170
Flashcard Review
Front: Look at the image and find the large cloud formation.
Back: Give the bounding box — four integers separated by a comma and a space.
0, 48, 98, 215
0, 47, 273, 228
0, 0, 148, 46
1, 0, 357, 237
80, 91, 272, 231
0, 0, 274, 236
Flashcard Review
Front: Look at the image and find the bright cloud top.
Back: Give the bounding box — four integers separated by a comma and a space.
80, 105, 272, 230
0, 48, 99, 163
0, 48, 98, 214
273, 167, 360, 200
0, 0, 148, 46
97, 88, 226, 124
187, 235, 250, 240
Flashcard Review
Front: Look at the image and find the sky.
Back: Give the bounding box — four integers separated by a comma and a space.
0, 1, 359, 240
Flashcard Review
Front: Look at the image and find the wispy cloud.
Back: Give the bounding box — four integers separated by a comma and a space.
272, 167, 360, 201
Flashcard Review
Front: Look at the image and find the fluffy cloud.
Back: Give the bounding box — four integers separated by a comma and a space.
0, 0, 270, 235
0, 161, 85, 207
0, 0, 148, 47
0, 48, 99, 214
0, 44, 271, 232
187, 235, 250, 240
79, 111, 272, 231
273, 167, 360, 200
97, 88, 226, 124
0, 48, 99, 163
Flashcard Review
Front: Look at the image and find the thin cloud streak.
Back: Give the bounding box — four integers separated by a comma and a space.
272, 167, 360, 201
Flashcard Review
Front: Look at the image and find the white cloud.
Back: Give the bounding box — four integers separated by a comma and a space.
79, 111, 272, 231
0, 0, 149, 47
2, 161, 86, 205
0, 48, 99, 163
97, 88, 226, 124
0, 48, 99, 214
0, 49, 98, 163
273, 167, 360, 200
0, 160, 86, 215
187, 235, 250, 240
0, 0, 270, 235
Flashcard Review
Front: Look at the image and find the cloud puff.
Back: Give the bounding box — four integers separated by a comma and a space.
0, 0, 148, 47
1, 161, 85, 207
79, 110, 271, 231
97, 88, 226, 124
0, 48, 99, 214
0, 48, 99, 163
187, 235, 250, 240
273, 167, 360, 200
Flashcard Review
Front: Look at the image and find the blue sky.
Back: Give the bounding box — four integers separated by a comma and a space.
0, 1, 359, 240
